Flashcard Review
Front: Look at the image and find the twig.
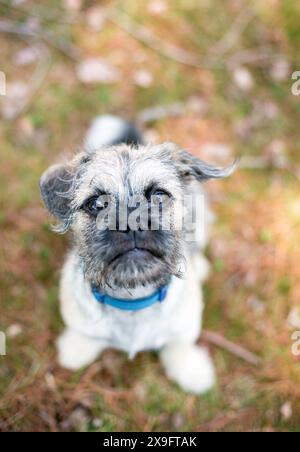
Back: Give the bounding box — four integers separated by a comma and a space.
197, 407, 257, 432
212, 6, 256, 56
109, 10, 284, 71
240, 156, 300, 182
202, 329, 262, 367
137, 102, 185, 124
239, 155, 271, 169
0, 18, 77, 121
227, 47, 283, 68
137, 96, 208, 124
1, 42, 51, 121
108, 11, 223, 70
0, 19, 36, 37
0, 0, 80, 26
0, 19, 79, 60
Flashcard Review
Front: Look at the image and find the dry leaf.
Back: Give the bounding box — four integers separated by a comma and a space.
133, 69, 153, 87
76, 58, 120, 84
270, 58, 290, 82
233, 67, 253, 91
14, 46, 38, 66
280, 401, 292, 421
201, 143, 233, 164
287, 307, 300, 329
1, 81, 28, 119
6, 324, 23, 338
64, 0, 82, 11
85, 6, 107, 32
147, 0, 168, 15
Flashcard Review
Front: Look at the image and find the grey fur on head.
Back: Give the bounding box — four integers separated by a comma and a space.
40, 140, 235, 290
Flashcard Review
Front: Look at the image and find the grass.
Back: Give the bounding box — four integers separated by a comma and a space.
0, 0, 300, 432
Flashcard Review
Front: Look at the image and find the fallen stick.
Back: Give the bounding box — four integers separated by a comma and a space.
201, 329, 262, 367
211, 6, 256, 56
108, 10, 284, 71
108, 11, 222, 70
0, 19, 79, 60
1, 41, 51, 121
137, 102, 185, 124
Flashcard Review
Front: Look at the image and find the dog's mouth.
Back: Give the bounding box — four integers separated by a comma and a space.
109, 247, 162, 266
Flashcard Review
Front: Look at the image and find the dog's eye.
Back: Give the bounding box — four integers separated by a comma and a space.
82, 196, 108, 216
151, 189, 170, 205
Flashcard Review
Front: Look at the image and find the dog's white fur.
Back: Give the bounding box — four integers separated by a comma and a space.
85, 115, 131, 149
57, 116, 216, 394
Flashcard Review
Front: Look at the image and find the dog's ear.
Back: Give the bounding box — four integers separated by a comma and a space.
174, 148, 237, 182
39, 163, 76, 222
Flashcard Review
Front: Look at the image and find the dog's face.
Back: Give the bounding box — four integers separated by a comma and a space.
40, 143, 234, 290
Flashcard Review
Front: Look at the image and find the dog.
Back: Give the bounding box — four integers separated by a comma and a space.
40, 115, 234, 393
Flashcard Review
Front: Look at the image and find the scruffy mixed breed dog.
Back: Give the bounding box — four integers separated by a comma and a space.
40, 116, 234, 394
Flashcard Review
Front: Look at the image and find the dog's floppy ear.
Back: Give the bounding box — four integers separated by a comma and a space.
39, 163, 76, 222
175, 148, 237, 182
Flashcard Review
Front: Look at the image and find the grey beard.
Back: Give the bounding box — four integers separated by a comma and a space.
78, 247, 185, 291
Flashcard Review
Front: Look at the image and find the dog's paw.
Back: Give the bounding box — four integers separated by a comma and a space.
160, 343, 216, 394
57, 329, 105, 371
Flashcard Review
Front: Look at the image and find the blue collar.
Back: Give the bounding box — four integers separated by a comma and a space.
91, 285, 169, 311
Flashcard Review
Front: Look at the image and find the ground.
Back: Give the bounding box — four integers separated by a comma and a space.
1, 0, 300, 432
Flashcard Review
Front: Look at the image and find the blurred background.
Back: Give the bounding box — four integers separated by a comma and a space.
0, 0, 300, 432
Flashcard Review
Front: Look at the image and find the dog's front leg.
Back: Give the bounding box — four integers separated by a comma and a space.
57, 328, 106, 371
160, 342, 215, 394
